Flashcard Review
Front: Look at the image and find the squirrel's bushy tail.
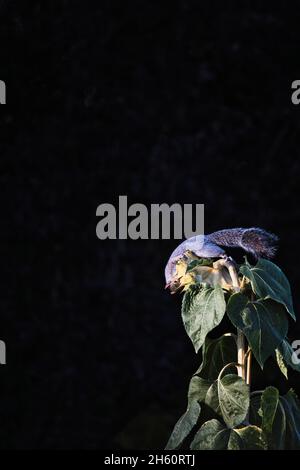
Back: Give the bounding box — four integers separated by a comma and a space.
208, 227, 278, 259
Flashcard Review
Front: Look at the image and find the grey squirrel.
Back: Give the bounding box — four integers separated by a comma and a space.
165, 227, 278, 288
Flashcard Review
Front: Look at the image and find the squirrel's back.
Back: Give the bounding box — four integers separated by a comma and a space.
165, 227, 278, 286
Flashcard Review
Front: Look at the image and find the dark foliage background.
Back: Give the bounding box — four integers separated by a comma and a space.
1, 0, 300, 449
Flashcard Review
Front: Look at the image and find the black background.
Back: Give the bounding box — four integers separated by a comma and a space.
1, 0, 300, 449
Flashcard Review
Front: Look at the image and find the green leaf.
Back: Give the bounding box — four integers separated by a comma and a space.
190, 386, 298, 451
280, 390, 300, 449
190, 419, 230, 450
276, 338, 300, 377
205, 381, 221, 416
240, 258, 296, 320
217, 374, 250, 428
188, 375, 212, 403
198, 372, 250, 428
249, 395, 262, 427
186, 258, 214, 272
228, 425, 267, 450
191, 420, 266, 450
165, 401, 201, 450
256, 387, 300, 449
227, 293, 289, 367
260, 387, 279, 436
181, 285, 226, 353
275, 348, 288, 379
195, 334, 237, 381
165, 375, 209, 449
269, 398, 286, 449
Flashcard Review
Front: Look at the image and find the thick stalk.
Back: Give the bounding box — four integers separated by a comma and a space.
222, 258, 246, 379
245, 293, 255, 385
246, 350, 252, 385
214, 258, 247, 379
237, 329, 245, 379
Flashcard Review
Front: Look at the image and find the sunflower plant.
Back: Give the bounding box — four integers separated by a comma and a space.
166, 255, 300, 450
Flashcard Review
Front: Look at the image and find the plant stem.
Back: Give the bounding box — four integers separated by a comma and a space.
245, 292, 255, 386
237, 329, 245, 379
246, 350, 252, 385
219, 259, 246, 380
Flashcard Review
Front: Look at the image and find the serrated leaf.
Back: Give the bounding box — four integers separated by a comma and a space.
217, 374, 250, 428
181, 285, 226, 353
186, 258, 214, 272
191, 420, 266, 450
268, 396, 286, 449
190, 419, 230, 450
276, 338, 300, 377
198, 372, 250, 428
228, 425, 267, 450
275, 348, 288, 378
240, 258, 296, 320
205, 380, 221, 416
257, 387, 300, 449
227, 293, 288, 367
280, 390, 300, 449
165, 375, 209, 449
260, 387, 279, 435
165, 401, 201, 450
188, 375, 212, 402
249, 395, 262, 427
195, 335, 237, 381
